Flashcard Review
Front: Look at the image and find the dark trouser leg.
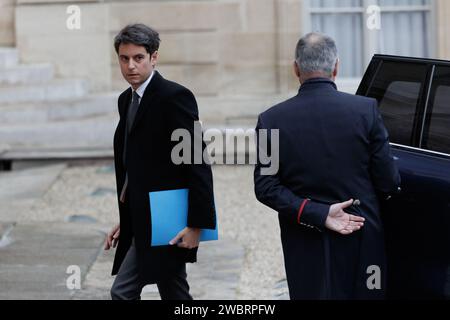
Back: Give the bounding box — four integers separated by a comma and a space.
156, 264, 193, 300
110, 243, 143, 300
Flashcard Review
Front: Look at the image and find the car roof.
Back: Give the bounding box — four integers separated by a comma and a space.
373, 54, 450, 66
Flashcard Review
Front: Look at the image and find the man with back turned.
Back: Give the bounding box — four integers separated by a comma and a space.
254, 32, 401, 300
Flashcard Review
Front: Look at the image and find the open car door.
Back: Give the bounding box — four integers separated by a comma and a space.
357, 55, 450, 299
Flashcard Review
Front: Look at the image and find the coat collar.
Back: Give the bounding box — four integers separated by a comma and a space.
134, 70, 154, 99
298, 77, 337, 93
123, 70, 164, 133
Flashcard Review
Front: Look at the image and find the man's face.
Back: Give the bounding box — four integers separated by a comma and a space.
118, 43, 158, 90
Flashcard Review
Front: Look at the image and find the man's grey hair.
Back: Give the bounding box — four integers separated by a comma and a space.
295, 32, 338, 76
114, 24, 160, 55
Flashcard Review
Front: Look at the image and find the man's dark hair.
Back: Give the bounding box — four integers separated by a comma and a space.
114, 24, 161, 55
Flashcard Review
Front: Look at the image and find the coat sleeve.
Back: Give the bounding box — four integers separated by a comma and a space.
254, 115, 330, 229
166, 88, 216, 230
368, 99, 401, 194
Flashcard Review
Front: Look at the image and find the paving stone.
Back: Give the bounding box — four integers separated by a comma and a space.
0, 222, 105, 300
1, 164, 287, 300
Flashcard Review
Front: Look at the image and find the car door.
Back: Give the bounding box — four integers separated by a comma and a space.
357, 56, 450, 299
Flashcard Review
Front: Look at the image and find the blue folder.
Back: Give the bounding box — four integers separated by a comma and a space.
149, 188, 218, 247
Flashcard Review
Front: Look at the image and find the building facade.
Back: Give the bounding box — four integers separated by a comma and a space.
1, 0, 449, 95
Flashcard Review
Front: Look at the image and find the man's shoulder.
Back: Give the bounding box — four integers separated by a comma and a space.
118, 87, 131, 100
335, 90, 376, 106
334, 90, 378, 117
259, 95, 298, 120
258, 90, 377, 123
158, 75, 195, 99
117, 88, 131, 113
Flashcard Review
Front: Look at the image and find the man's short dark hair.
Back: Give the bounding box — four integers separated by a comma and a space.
114, 24, 161, 55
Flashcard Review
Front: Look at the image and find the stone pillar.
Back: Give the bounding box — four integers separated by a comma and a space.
0, 0, 16, 46
217, 0, 278, 96
274, 0, 304, 94
15, 0, 111, 91
435, 0, 450, 60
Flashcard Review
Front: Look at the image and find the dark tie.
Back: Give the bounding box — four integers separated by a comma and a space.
120, 91, 140, 203
127, 91, 140, 133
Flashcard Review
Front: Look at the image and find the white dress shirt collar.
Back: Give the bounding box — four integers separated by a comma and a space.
133, 70, 155, 101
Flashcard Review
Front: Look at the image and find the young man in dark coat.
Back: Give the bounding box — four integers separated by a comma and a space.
104, 24, 216, 300
254, 32, 401, 300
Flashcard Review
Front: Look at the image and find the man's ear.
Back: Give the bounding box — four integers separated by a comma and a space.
332, 58, 339, 78
293, 61, 300, 79
151, 51, 158, 66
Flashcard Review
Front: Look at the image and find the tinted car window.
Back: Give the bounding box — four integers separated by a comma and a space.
366, 61, 428, 146
422, 66, 450, 154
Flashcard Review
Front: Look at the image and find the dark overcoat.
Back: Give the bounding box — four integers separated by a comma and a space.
112, 71, 216, 284
254, 78, 400, 299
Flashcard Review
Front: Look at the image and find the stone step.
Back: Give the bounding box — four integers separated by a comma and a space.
197, 95, 291, 124
0, 93, 118, 124
0, 63, 54, 85
0, 114, 118, 148
0, 119, 259, 164
0, 47, 18, 68
1, 146, 113, 162
0, 79, 89, 104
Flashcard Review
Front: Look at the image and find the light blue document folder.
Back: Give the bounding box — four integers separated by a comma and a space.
149, 188, 218, 247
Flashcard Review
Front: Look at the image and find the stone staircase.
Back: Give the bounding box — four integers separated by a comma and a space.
0, 47, 118, 155
0, 47, 297, 166
0, 48, 88, 103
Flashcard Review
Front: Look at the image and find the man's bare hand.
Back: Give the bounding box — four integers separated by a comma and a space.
325, 199, 365, 235
169, 227, 201, 249
104, 223, 120, 250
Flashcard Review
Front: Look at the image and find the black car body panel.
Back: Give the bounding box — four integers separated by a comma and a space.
357, 55, 450, 299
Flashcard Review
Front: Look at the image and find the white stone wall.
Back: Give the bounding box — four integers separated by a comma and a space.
15, 1, 111, 92
11, 0, 308, 95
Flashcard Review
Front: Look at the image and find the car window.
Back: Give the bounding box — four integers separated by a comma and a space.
366, 61, 428, 146
422, 66, 450, 154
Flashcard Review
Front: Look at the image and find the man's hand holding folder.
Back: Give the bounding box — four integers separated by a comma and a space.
169, 227, 201, 249
149, 189, 218, 247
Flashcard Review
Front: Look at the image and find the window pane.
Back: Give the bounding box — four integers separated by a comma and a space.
310, 0, 362, 9
311, 13, 363, 77
422, 67, 450, 154
309, 0, 433, 77
366, 61, 427, 146
379, 0, 430, 6
379, 11, 430, 58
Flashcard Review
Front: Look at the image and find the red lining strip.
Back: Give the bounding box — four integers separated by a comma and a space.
297, 199, 309, 224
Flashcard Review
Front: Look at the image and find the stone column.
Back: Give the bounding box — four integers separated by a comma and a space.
217, 0, 278, 96
274, 0, 304, 94
0, 0, 16, 46
435, 0, 450, 60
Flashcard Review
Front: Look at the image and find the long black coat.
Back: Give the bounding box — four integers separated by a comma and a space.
254, 78, 400, 300
112, 71, 216, 284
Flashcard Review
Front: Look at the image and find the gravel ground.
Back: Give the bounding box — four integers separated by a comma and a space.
28, 163, 287, 299
30, 162, 119, 224
212, 165, 287, 299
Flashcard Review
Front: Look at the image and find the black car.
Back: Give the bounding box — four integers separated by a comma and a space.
357, 55, 450, 299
